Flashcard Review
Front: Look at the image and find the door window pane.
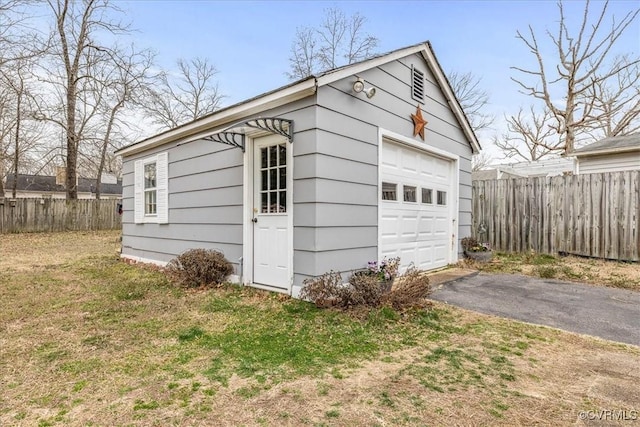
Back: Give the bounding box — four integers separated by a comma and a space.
382, 182, 397, 201
279, 167, 286, 189
403, 185, 417, 202
261, 147, 267, 168
437, 190, 447, 205
279, 145, 286, 166
422, 188, 432, 204
261, 192, 268, 213
269, 145, 277, 167
261, 170, 268, 191
279, 191, 286, 213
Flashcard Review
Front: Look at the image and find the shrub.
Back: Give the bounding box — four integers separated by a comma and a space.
382, 267, 431, 310
299, 271, 344, 308
301, 263, 433, 312
461, 236, 490, 252
344, 273, 385, 307
166, 249, 234, 288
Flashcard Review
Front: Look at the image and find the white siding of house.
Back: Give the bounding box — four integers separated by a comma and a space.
578, 152, 640, 174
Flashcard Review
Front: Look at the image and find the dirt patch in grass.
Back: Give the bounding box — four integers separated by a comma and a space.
462, 252, 640, 291
1, 231, 638, 426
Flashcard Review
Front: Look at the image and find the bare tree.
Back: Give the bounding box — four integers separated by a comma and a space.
472, 151, 493, 171
145, 57, 223, 130
87, 46, 153, 198
584, 55, 640, 138
511, 0, 639, 155
494, 106, 558, 161
287, 7, 378, 79
447, 71, 494, 132
46, 0, 129, 199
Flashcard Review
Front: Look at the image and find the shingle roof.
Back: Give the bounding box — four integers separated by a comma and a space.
572, 134, 640, 156
4, 174, 122, 195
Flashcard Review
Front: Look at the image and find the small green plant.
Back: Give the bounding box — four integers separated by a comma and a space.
165, 249, 234, 288
366, 257, 400, 281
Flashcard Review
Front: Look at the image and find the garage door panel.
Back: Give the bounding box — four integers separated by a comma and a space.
380, 139, 454, 272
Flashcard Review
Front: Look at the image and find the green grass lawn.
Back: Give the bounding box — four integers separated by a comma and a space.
1, 231, 638, 426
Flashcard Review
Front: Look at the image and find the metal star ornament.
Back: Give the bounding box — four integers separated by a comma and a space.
411, 105, 427, 140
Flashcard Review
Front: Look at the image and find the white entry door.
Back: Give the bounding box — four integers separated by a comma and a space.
252, 134, 290, 289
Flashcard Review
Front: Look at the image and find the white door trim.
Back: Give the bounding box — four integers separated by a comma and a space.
242, 133, 294, 293
377, 128, 460, 268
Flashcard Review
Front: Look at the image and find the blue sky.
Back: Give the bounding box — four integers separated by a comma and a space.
118, 0, 639, 157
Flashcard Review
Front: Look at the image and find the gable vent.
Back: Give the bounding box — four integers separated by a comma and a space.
411, 65, 425, 104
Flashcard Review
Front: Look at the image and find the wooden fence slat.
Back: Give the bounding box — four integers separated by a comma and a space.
472, 171, 639, 262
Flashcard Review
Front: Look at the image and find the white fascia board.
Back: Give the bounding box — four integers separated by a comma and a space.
420, 47, 481, 154
117, 79, 317, 157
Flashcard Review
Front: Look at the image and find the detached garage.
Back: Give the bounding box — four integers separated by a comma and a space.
115, 41, 480, 297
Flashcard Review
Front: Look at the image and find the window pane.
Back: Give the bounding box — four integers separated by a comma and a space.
269, 169, 278, 190
144, 163, 156, 189
279, 166, 286, 189
422, 188, 432, 204
437, 190, 447, 205
261, 170, 268, 191
261, 192, 268, 213
145, 190, 157, 215
404, 185, 417, 202
279, 191, 286, 213
269, 145, 277, 167
278, 144, 286, 166
381, 182, 396, 201
261, 147, 267, 169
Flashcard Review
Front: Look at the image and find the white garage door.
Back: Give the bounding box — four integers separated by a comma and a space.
380, 139, 456, 272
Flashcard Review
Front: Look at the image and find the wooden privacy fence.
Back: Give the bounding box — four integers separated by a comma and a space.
472, 171, 640, 262
0, 198, 121, 233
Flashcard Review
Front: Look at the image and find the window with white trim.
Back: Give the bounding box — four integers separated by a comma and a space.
437, 190, 447, 206
134, 152, 168, 224
144, 162, 157, 215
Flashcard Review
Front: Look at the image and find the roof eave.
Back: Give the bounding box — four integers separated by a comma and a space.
116, 77, 317, 157
570, 146, 640, 157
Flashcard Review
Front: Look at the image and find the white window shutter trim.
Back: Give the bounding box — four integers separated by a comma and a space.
156, 152, 169, 224
134, 159, 144, 224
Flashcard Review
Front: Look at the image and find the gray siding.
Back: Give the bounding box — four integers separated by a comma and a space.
292, 52, 473, 289
121, 97, 317, 275
578, 152, 640, 174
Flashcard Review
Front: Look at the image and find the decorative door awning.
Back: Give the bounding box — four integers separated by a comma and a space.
203, 118, 293, 152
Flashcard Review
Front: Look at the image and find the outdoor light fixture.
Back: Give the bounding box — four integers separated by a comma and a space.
353, 77, 376, 98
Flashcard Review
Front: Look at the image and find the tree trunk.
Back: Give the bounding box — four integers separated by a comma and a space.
12, 83, 21, 199
66, 77, 77, 199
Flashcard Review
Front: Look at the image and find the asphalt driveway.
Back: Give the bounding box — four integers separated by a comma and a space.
430, 272, 640, 346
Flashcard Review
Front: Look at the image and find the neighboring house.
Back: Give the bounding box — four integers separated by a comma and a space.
571, 134, 640, 174
473, 157, 576, 181
115, 41, 480, 297
4, 173, 122, 199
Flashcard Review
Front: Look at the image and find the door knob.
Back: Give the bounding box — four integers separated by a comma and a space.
251, 218, 258, 223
